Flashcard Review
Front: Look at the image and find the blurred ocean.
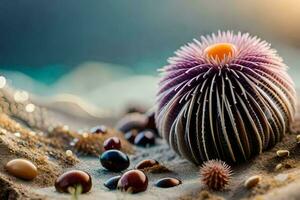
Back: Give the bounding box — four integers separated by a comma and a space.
0, 0, 300, 111
1, 43, 300, 112
0, 62, 159, 111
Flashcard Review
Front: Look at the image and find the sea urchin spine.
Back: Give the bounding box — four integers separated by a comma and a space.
200, 159, 232, 190
156, 31, 296, 164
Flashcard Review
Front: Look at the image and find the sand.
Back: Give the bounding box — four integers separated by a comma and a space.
1, 87, 300, 200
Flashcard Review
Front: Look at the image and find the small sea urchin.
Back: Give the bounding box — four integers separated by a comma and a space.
156, 31, 296, 164
200, 160, 232, 190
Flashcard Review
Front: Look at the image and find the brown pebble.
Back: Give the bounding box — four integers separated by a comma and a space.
135, 159, 159, 170
275, 163, 283, 171
297, 135, 300, 143
244, 175, 261, 189
117, 170, 148, 193
155, 177, 181, 188
103, 137, 121, 151
5, 158, 38, 180
55, 170, 92, 193
276, 150, 290, 157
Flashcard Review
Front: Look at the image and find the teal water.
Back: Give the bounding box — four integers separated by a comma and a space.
0, 65, 72, 85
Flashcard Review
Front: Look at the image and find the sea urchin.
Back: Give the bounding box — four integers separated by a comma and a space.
200, 159, 232, 190
156, 31, 296, 164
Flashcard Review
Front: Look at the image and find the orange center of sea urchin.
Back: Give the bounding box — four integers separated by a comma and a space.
204, 43, 236, 61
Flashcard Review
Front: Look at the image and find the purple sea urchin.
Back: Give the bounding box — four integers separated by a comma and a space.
200, 159, 232, 190
156, 31, 296, 164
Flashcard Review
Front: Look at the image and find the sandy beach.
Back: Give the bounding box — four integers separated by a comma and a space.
0, 85, 300, 200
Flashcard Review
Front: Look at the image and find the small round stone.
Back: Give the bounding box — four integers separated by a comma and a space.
135, 159, 159, 170
5, 159, 38, 180
100, 150, 130, 172
276, 150, 290, 158
14, 132, 21, 137
55, 170, 92, 193
90, 125, 107, 134
134, 130, 155, 147
275, 163, 283, 171
104, 176, 121, 190
296, 135, 300, 144
25, 103, 35, 113
124, 129, 138, 144
29, 131, 36, 136
155, 177, 182, 188
62, 125, 69, 131
66, 150, 73, 157
103, 137, 121, 151
117, 170, 148, 193
244, 175, 261, 189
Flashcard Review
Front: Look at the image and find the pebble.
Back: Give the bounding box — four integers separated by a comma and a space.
134, 130, 155, 147
104, 176, 121, 190
124, 129, 138, 144
90, 125, 107, 134
276, 150, 290, 158
117, 170, 148, 193
135, 159, 159, 170
66, 150, 73, 157
275, 163, 283, 171
145, 111, 158, 135
244, 175, 261, 189
297, 135, 300, 143
100, 150, 130, 172
5, 159, 38, 180
62, 125, 69, 131
103, 137, 121, 151
155, 177, 182, 188
14, 132, 21, 137
55, 170, 92, 193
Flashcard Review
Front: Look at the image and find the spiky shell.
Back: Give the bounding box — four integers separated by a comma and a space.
200, 159, 232, 190
156, 31, 296, 164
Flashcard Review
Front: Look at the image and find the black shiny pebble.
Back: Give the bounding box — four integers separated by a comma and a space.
100, 150, 130, 172
134, 130, 155, 147
104, 176, 121, 190
90, 125, 107, 134
124, 129, 138, 144
155, 177, 182, 188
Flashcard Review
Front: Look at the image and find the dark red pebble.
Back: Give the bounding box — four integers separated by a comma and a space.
55, 170, 92, 193
90, 125, 107, 134
103, 137, 121, 151
124, 129, 138, 144
134, 130, 155, 147
155, 177, 182, 188
100, 150, 130, 172
135, 159, 159, 170
117, 170, 148, 193
145, 111, 159, 135
104, 176, 121, 190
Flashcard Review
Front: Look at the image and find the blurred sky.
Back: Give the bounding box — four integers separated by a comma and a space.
0, 0, 300, 105
1, 1, 300, 66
